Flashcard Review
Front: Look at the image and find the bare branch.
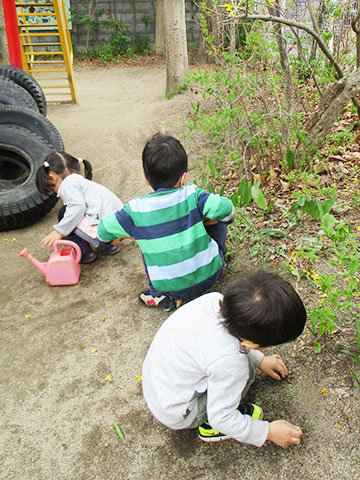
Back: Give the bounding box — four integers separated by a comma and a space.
224, 13, 344, 79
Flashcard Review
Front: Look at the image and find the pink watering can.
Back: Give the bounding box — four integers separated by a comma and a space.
19, 240, 82, 286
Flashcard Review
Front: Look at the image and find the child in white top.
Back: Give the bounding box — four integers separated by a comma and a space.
142, 270, 306, 447
36, 151, 123, 263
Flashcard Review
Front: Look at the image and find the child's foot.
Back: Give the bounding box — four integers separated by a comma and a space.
97, 240, 121, 255
138, 290, 176, 312
80, 251, 97, 264
198, 403, 263, 443
101, 244, 121, 255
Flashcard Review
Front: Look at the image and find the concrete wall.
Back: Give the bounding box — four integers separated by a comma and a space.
70, 0, 200, 49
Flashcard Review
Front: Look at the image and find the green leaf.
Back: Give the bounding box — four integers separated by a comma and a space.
322, 213, 336, 232
259, 229, 293, 240
208, 158, 217, 176
237, 179, 252, 207
302, 198, 334, 220
286, 149, 295, 170
348, 260, 360, 276
251, 184, 267, 210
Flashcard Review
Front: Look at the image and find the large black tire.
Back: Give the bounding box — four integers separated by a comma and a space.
0, 64, 47, 115
0, 105, 64, 151
0, 125, 58, 231
0, 76, 39, 113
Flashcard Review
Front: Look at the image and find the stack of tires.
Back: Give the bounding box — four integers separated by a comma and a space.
0, 65, 64, 231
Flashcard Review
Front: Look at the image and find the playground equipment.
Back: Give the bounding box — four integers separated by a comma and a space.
2, 0, 77, 103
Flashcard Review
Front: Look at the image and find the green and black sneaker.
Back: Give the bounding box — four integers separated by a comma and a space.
198, 403, 263, 443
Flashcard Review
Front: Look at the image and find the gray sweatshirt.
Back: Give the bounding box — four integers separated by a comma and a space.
142, 292, 269, 447
54, 174, 123, 236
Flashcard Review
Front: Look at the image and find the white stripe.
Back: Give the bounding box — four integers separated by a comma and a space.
147, 240, 219, 281
221, 205, 234, 223
129, 184, 197, 213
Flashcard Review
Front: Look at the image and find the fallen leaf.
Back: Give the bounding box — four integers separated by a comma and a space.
91, 349, 98, 354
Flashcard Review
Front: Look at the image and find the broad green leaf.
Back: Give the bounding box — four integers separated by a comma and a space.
237, 179, 252, 207
251, 184, 267, 210
302, 198, 335, 220
322, 213, 336, 232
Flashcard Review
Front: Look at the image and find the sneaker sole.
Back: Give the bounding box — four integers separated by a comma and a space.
198, 434, 231, 443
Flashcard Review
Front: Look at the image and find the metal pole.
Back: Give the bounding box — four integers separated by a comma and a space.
2, 0, 22, 67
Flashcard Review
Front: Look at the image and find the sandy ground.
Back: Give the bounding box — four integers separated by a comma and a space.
1, 62, 359, 480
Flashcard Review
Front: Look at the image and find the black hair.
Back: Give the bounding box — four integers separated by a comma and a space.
142, 133, 188, 191
221, 270, 306, 347
36, 151, 93, 196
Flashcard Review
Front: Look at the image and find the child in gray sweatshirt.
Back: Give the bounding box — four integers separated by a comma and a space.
142, 270, 306, 447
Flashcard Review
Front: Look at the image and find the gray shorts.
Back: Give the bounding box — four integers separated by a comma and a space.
187, 357, 256, 429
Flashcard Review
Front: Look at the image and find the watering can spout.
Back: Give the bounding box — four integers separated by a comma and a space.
19, 247, 47, 276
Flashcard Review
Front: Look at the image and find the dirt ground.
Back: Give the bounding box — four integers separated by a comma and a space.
1, 62, 359, 480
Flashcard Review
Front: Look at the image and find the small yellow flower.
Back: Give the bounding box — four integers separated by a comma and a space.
24, 314, 31, 319
320, 387, 328, 394
104, 375, 113, 382
3, 238, 9, 242
91, 349, 98, 354
357, 226, 360, 231
137, 267, 143, 270
135, 374, 142, 383
224, 3, 235, 16
12, 237, 17, 242
103, 315, 108, 320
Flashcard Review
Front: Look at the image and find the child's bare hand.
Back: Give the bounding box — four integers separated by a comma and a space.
202, 218, 219, 226
267, 420, 302, 447
259, 354, 288, 380
41, 230, 63, 249
111, 236, 132, 247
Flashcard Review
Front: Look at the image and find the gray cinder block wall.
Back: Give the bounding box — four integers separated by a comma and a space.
70, 0, 200, 49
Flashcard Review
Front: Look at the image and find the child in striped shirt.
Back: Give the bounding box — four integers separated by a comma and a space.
97, 133, 234, 311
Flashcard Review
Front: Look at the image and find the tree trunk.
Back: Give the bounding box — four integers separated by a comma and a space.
155, 0, 165, 55
164, 0, 188, 96
296, 69, 360, 166
268, 1, 292, 112
194, 0, 213, 63
0, 0, 9, 63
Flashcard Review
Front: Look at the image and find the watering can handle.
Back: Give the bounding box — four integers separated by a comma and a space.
53, 240, 82, 264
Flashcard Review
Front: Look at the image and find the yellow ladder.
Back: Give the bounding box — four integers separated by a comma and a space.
16, 0, 77, 103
